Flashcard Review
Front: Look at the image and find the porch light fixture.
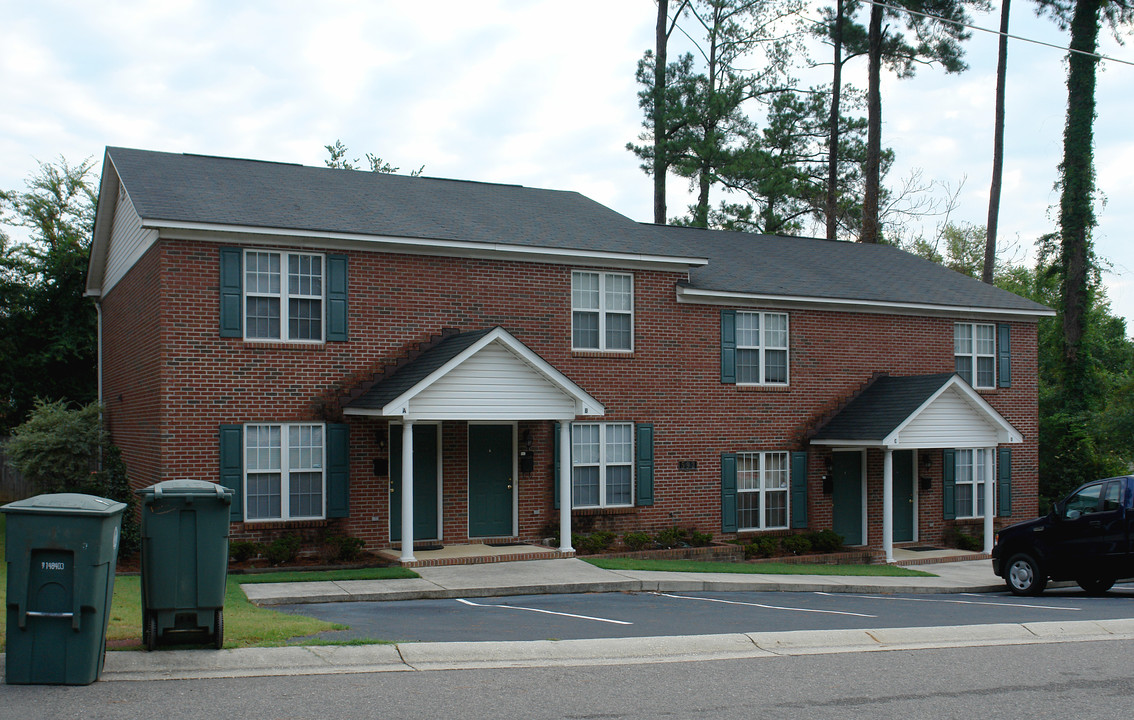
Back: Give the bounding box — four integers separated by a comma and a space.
376, 427, 387, 451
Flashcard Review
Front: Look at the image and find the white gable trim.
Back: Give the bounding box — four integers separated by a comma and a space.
811, 376, 1022, 449
342, 327, 605, 421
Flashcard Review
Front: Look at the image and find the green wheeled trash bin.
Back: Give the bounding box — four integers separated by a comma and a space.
2, 493, 126, 685
137, 479, 232, 651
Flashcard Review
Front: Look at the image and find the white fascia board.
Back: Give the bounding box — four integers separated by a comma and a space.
86, 153, 120, 297
145, 221, 708, 272
882, 376, 1023, 446
809, 439, 886, 447
379, 327, 605, 418
676, 286, 1055, 321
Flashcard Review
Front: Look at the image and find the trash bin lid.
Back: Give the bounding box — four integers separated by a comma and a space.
137, 479, 233, 502
0, 492, 126, 516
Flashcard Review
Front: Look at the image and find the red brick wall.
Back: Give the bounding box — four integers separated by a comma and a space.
100, 237, 1042, 551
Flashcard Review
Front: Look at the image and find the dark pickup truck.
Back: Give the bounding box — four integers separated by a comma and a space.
992, 475, 1134, 596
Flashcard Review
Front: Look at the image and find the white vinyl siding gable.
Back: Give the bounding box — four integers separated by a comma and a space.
408, 343, 578, 420
897, 389, 1003, 447
102, 185, 159, 294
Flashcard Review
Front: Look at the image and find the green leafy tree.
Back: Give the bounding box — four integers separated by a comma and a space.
324, 139, 424, 176
0, 157, 98, 432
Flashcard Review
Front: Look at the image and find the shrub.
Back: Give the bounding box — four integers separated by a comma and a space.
744, 536, 778, 559
622, 531, 653, 551
324, 534, 366, 562
574, 531, 616, 554
655, 527, 688, 549
230, 541, 261, 563
689, 530, 714, 547
944, 527, 983, 551
781, 534, 813, 555
806, 529, 844, 554
264, 534, 302, 565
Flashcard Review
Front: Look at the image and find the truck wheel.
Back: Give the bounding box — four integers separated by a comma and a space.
145, 612, 159, 652
1076, 577, 1115, 595
1006, 553, 1047, 596
213, 609, 224, 650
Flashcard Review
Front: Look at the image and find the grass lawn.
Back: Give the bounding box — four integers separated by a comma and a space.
585, 557, 936, 577
0, 514, 419, 651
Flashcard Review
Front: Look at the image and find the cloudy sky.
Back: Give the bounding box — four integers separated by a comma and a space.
2, 1, 1131, 327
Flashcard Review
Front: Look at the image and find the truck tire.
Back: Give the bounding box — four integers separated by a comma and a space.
1076, 577, 1115, 595
1005, 552, 1047, 596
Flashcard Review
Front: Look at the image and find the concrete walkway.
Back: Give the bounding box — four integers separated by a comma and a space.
241, 557, 1006, 607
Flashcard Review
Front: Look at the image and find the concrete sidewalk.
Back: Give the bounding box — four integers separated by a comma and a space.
241, 557, 1006, 607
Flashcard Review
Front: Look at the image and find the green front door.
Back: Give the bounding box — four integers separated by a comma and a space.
893, 450, 914, 543
390, 424, 440, 542
832, 451, 863, 546
468, 424, 513, 537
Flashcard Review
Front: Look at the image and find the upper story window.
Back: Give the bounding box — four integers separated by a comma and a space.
954, 322, 995, 389
245, 423, 325, 521
571, 422, 634, 508
572, 271, 633, 351
245, 250, 324, 342
736, 311, 789, 385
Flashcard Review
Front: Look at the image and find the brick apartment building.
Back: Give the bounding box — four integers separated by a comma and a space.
85, 147, 1053, 564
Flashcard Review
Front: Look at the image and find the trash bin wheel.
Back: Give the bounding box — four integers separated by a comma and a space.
213, 609, 224, 650
145, 612, 159, 652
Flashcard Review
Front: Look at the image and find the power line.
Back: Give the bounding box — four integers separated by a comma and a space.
869, 0, 1134, 68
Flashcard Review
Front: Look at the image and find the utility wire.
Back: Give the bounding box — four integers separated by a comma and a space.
869, 0, 1134, 68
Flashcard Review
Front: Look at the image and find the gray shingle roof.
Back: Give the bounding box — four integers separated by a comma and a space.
810, 373, 956, 442
104, 147, 1051, 315
344, 328, 495, 411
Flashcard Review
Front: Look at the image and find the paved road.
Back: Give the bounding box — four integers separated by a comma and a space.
3, 639, 1131, 719
274, 584, 1134, 643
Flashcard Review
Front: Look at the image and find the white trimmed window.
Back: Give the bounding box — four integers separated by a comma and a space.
571, 271, 633, 351
737, 451, 790, 530
245, 250, 324, 342
736, 311, 789, 385
954, 323, 995, 389
571, 423, 633, 508
955, 448, 992, 518
245, 423, 325, 521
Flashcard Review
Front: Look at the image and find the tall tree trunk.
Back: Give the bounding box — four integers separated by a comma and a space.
984, 0, 1011, 284
1059, 0, 1102, 398
694, 7, 722, 228
653, 0, 670, 225
826, 0, 845, 241
860, 2, 884, 243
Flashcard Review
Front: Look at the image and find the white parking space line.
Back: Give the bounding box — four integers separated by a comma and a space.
814, 592, 1081, 611
653, 592, 877, 617
455, 598, 633, 625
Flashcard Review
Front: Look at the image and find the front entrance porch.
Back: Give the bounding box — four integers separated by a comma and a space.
342, 327, 604, 565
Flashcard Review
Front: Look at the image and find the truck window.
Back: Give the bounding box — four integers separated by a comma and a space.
1063, 483, 1103, 520
1102, 481, 1122, 512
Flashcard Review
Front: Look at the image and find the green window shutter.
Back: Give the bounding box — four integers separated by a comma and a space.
219, 424, 243, 521
997, 447, 1012, 517
942, 448, 956, 520
791, 451, 808, 529
219, 248, 242, 337
326, 254, 349, 342
997, 323, 1011, 387
720, 310, 736, 384
721, 453, 738, 533
326, 423, 350, 518
635, 423, 654, 506
553, 422, 561, 510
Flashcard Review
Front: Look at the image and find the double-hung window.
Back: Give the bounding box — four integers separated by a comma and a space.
245, 250, 324, 342
954, 323, 995, 389
571, 422, 633, 508
245, 423, 325, 521
737, 451, 789, 530
954, 448, 991, 518
572, 271, 632, 351
736, 311, 789, 385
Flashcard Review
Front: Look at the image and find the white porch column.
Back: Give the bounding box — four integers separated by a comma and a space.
883, 449, 894, 564
400, 419, 416, 563
558, 421, 574, 553
983, 447, 995, 554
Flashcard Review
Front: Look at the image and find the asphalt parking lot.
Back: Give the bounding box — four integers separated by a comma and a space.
276, 584, 1134, 643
